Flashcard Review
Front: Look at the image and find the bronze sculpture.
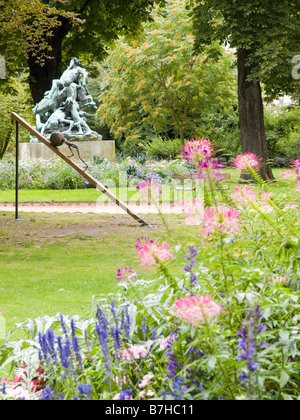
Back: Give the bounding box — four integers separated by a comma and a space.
32, 58, 100, 142
49, 131, 89, 171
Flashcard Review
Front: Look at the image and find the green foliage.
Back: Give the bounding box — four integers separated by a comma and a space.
264, 105, 300, 165
0, 76, 34, 159
144, 137, 181, 159
192, 0, 300, 100
0, 0, 166, 76
1, 160, 300, 399
97, 0, 238, 150
197, 107, 241, 161
0, 156, 191, 190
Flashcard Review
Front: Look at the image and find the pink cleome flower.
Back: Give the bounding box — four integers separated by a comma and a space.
231, 185, 256, 206
232, 153, 260, 171
260, 190, 274, 202
197, 158, 224, 183
137, 179, 161, 192
137, 179, 162, 201
281, 170, 297, 181
202, 206, 240, 238
136, 238, 174, 270
183, 138, 213, 165
181, 198, 204, 225
296, 182, 300, 192
292, 157, 300, 174
121, 345, 148, 361
174, 294, 222, 326
117, 267, 138, 283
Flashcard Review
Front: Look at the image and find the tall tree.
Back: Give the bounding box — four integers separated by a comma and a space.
0, 0, 165, 103
192, 0, 300, 181
98, 0, 237, 149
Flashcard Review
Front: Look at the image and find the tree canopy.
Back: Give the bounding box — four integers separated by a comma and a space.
191, 0, 300, 181
98, 0, 238, 151
0, 0, 166, 102
192, 0, 300, 100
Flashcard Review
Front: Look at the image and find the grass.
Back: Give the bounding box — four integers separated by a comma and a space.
0, 168, 291, 203
0, 166, 295, 340
0, 212, 192, 338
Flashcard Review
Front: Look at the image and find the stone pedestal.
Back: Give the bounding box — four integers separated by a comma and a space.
19, 140, 115, 162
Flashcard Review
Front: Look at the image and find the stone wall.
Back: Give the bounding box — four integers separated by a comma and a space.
19, 140, 115, 162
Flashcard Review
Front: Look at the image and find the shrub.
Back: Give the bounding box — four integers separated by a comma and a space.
0, 75, 34, 159
264, 105, 300, 163
144, 137, 181, 159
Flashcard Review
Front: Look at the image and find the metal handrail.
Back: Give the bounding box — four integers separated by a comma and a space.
11, 112, 152, 226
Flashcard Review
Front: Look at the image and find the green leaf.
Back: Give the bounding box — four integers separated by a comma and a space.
207, 356, 217, 372
280, 370, 290, 389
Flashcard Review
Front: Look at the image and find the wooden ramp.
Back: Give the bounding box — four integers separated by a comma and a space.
11, 112, 152, 227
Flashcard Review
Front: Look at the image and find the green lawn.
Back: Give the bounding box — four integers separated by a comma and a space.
0, 168, 291, 203
0, 212, 193, 337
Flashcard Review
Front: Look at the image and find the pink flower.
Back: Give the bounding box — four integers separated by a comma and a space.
113, 392, 134, 400
174, 294, 222, 326
137, 179, 162, 201
281, 170, 297, 181
137, 179, 152, 191
292, 157, 300, 174
183, 138, 213, 165
202, 206, 240, 238
117, 267, 137, 283
232, 153, 260, 171
136, 238, 174, 270
231, 186, 256, 205
160, 334, 176, 350
182, 198, 204, 225
121, 345, 148, 361
197, 158, 224, 183
296, 182, 300, 191
138, 373, 154, 389
5, 386, 31, 400
260, 190, 274, 202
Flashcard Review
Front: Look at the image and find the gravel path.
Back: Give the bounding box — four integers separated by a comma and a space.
0, 202, 184, 215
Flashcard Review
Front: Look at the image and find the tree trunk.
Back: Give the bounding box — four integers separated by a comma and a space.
237, 48, 275, 182
28, 18, 70, 104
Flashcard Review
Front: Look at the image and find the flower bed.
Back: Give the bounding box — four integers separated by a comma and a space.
0, 156, 191, 190
0, 143, 300, 400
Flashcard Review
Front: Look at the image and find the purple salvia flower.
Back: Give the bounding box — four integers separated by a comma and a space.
111, 326, 121, 356
237, 304, 267, 379
124, 307, 131, 341
96, 305, 111, 375
57, 336, 71, 372
165, 331, 181, 379
39, 386, 63, 401
183, 246, 199, 288
119, 388, 133, 400
60, 315, 72, 366
141, 315, 147, 340
75, 384, 93, 400
38, 330, 58, 364
152, 325, 157, 340
71, 320, 83, 370
173, 377, 184, 400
